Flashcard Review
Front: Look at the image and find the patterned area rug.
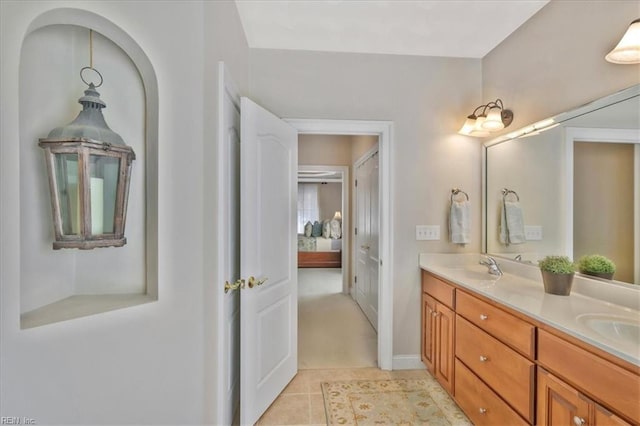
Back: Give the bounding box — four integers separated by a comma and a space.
321, 377, 471, 425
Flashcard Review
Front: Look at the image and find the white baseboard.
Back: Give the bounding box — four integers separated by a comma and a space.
392, 355, 426, 370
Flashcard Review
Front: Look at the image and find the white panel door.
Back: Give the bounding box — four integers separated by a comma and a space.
215, 63, 241, 425
240, 97, 298, 425
355, 150, 379, 330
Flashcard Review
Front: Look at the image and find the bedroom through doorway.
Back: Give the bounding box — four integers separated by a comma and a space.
296, 134, 379, 369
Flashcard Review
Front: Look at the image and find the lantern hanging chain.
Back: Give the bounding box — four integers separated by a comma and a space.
80, 29, 103, 88
89, 29, 93, 69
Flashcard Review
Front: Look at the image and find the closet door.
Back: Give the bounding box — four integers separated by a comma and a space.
355, 151, 379, 330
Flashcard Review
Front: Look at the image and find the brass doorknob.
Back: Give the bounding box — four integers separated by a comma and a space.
224, 279, 245, 293
247, 276, 268, 288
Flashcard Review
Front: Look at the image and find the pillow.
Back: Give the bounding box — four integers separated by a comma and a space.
304, 221, 313, 237
311, 220, 322, 237
330, 219, 342, 239
322, 220, 331, 238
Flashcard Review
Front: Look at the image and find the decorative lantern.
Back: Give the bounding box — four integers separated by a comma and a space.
39, 67, 135, 250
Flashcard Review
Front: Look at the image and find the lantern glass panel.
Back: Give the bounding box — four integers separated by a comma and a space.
54, 153, 80, 235
89, 154, 120, 235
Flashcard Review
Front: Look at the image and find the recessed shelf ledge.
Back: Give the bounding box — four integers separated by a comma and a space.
21, 294, 156, 329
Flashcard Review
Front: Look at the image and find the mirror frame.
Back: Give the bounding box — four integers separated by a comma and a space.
481, 84, 640, 283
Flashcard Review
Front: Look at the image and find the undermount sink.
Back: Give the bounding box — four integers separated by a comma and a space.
577, 314, 640, 345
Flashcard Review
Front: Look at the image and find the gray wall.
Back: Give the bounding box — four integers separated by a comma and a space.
249, 49, 483, 357
1, 1, 250, 424
483, 0, 640, 129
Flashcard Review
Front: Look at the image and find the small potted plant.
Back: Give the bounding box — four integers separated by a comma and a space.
538, 255, 576, 296
577, 254, 616, 280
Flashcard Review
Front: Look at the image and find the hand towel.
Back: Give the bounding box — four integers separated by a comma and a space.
500, 200, 525, 245
449, 200, 470, 244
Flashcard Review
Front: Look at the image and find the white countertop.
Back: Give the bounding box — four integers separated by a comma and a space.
419, 253, 640, 367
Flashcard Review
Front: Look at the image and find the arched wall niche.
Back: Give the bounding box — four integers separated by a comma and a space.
19, 8, 158, 328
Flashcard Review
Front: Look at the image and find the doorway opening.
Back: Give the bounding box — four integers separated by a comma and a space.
295, 133, 381, 369
287, 118, 393, 371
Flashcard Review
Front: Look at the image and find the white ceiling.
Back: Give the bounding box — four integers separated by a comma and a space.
234, 0, 550, 59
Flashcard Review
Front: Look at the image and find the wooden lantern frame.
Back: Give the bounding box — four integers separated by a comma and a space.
38, 137, 135, 249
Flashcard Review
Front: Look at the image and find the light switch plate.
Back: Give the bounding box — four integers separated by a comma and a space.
524, 225, 543, 241
416, 225, 440, 241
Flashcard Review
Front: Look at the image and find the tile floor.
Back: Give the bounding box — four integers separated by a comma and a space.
255, 367, 432, 425
251, 270, 434, 425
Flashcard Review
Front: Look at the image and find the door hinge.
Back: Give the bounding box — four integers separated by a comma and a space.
355, 227, 358, 235
355, 179, 358, 187
380, 259, 383, 266
354, 276, 357, 283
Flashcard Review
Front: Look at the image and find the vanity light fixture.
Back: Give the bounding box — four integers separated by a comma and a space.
606, 18, 640, 64
458, 99, 514, 137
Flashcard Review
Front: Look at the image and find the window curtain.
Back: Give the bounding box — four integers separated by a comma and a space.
297, 183, 319, 234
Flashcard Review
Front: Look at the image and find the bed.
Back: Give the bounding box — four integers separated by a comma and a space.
297, 235, 342, 268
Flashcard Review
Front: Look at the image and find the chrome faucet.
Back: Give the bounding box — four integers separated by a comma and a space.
480, 256, 503, 276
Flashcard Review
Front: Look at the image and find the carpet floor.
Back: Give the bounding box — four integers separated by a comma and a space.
298, 268, 377, 369
322, 377, 471, 425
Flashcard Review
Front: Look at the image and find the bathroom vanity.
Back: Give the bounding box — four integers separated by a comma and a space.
420, 253, 640, 426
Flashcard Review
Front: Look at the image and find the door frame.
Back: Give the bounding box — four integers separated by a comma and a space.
213, 62, 241, 426
298, 164, 350, 294
286, 118, 394, 370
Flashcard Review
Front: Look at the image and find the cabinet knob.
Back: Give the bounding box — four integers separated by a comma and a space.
573, 416, 585, 426
479, 355, 488, 362
480, 314, 488, 320
479, 408, 487, 414
432, 312, 438, 317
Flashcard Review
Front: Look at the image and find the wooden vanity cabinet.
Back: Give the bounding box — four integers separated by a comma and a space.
420, 269, 639, 426
538, 329, 639, 425
537, 367, 632, 426
421, 271, 455, 394
455, 359, 528, 426
455, 290, 535, 424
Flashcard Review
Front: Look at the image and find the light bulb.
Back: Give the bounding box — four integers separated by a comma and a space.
482, 107, 505, 130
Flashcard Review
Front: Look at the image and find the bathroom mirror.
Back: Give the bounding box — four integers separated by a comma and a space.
484, 84, 640, 285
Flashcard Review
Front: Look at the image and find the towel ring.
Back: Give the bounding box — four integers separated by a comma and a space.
451, 188, 469, 202
502, 188, 520, 202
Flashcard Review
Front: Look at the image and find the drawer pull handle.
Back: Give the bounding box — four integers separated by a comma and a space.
480, 314, 488, 320
479, 355, 488, 362
573, 416, 585, 426
479, 408, 487, 415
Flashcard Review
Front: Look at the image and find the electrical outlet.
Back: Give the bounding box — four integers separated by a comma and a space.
416, 225, 440, 241
524, 225, 543, 241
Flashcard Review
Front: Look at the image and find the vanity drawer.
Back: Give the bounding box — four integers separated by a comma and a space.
456, 290, 535, 358
455, 359, 528, 426
421, 271, 455, 309
456, 315, 535, 423
538, 329, 640, 424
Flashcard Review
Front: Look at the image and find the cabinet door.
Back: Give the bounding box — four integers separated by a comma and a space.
435, 303, 455, 395
421, 293, 436, 373
538, 367, 589, 426
594, 403, 633, 426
